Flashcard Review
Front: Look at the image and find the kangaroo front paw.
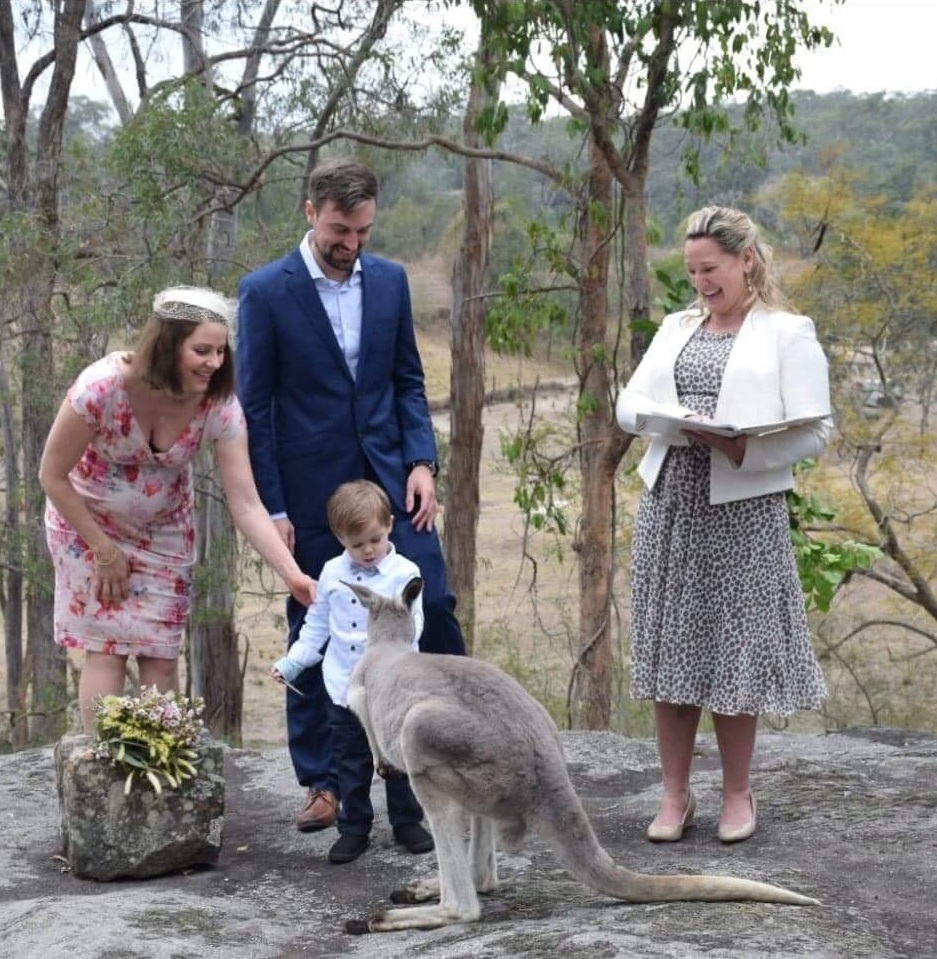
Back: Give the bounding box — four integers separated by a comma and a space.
377, 761, 408, 780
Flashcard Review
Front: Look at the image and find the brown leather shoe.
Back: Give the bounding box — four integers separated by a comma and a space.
296, 789, 339, 833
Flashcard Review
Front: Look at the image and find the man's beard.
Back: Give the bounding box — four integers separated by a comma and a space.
317, 239, 360, 273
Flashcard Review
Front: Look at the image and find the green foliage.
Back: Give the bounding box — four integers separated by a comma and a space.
475, 101, 511, 142
106, 82, 244, 282
787, 463, 882, 613
91, 687, 206, 795
652, 263, 694, 315
473, 0, 838, 192
486, 215, 576, 356
500, 424, 571, 536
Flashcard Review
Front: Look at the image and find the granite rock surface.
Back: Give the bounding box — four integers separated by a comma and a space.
2, 728, 935, 958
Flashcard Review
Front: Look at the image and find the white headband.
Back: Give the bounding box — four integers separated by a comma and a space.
153, 286, 234, 326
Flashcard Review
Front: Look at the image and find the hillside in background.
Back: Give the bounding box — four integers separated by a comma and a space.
366, 90, 935, 265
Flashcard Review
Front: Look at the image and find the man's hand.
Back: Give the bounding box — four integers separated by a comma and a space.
405, 464, 439, 532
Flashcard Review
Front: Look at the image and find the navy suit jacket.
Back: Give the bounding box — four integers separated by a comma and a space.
236, 246, 438, 533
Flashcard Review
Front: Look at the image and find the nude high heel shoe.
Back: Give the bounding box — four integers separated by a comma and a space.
717, 792, 757, 844
646, 790, 696, 843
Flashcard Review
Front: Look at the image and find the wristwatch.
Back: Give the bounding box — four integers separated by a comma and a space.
407, 460, 439, 477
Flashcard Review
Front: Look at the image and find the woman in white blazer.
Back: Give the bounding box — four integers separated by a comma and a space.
616, 207, 831, 844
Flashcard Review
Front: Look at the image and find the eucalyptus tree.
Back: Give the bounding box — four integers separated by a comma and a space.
442, 9, 502, 655
0, 0, 86, 745
464, 0, 840, 728
777, 173, 937, 725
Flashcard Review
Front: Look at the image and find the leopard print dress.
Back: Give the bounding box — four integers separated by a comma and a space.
629, 327, 828, 716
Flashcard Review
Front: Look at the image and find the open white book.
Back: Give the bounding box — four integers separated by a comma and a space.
632, 405, 828, 439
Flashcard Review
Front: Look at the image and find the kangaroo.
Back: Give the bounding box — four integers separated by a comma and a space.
344, 577, 819, 934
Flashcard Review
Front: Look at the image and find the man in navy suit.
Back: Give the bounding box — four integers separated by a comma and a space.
236, 158, 465, 833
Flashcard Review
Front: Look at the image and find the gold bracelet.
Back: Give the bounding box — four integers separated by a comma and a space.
93, 546, 121, 568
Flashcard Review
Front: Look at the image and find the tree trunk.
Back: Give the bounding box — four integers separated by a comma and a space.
188, 449, 243, 743
82, 4, 133, 125
563, 9, 674, 729
570, 138, 616, 730
0, 351, 25, 746
443, 33, 500, 654
193, 181, 242, 741
22, 0, 86, 743
176, 0, 244, 741
0, 0, 31, 745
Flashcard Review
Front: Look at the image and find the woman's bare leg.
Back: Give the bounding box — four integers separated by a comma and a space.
712, 711, 758, 830
78, 651, 129, 733
137, 656, 179, 695
651, 701, 702, 826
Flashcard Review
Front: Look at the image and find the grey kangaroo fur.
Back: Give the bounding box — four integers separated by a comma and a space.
344, 577, 819, 934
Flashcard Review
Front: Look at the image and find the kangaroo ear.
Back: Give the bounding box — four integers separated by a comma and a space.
343, 580, 376, 608
401, 576, 423, 608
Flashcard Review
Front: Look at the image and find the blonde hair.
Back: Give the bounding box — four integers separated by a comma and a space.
326, 480, 393, 539
684, 206, 790, 312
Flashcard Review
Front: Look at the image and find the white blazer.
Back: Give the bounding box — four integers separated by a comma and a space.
616, 307, 833, 505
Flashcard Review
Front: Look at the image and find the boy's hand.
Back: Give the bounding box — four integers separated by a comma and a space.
270, 665, 306, 698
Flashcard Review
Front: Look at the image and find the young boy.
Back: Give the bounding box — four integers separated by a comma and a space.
271, 480, 434, 864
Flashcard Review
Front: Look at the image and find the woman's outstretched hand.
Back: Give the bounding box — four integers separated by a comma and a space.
286, 573, 317, 607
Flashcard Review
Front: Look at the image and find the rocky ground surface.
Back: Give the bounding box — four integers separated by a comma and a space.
2, 727, 936, 959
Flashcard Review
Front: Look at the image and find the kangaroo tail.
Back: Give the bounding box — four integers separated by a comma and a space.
608, 870, 819, 906
540, 791, 818, 907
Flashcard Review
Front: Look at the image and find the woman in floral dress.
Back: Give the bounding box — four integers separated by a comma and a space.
616, 208, 832, 845
40, 286, 316, 732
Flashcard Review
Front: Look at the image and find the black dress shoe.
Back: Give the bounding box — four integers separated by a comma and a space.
393, 823, 434, 854
328, 833, 370, 864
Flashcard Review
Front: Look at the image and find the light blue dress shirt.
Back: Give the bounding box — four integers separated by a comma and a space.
299, 230, 364, 380
274, 542, 424, 707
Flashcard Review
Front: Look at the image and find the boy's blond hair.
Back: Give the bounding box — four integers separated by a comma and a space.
326, 480, 393, 539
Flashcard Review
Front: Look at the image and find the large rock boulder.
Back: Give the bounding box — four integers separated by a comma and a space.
54, 733, 225, 880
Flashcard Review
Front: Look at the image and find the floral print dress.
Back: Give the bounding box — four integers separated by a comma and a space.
44, 353, 246, 659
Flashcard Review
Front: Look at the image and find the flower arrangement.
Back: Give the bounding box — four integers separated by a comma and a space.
91, 686, 206, 795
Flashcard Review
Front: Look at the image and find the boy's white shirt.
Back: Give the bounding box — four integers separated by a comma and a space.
615, 307, 834, 505
274, 542, 423, 706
